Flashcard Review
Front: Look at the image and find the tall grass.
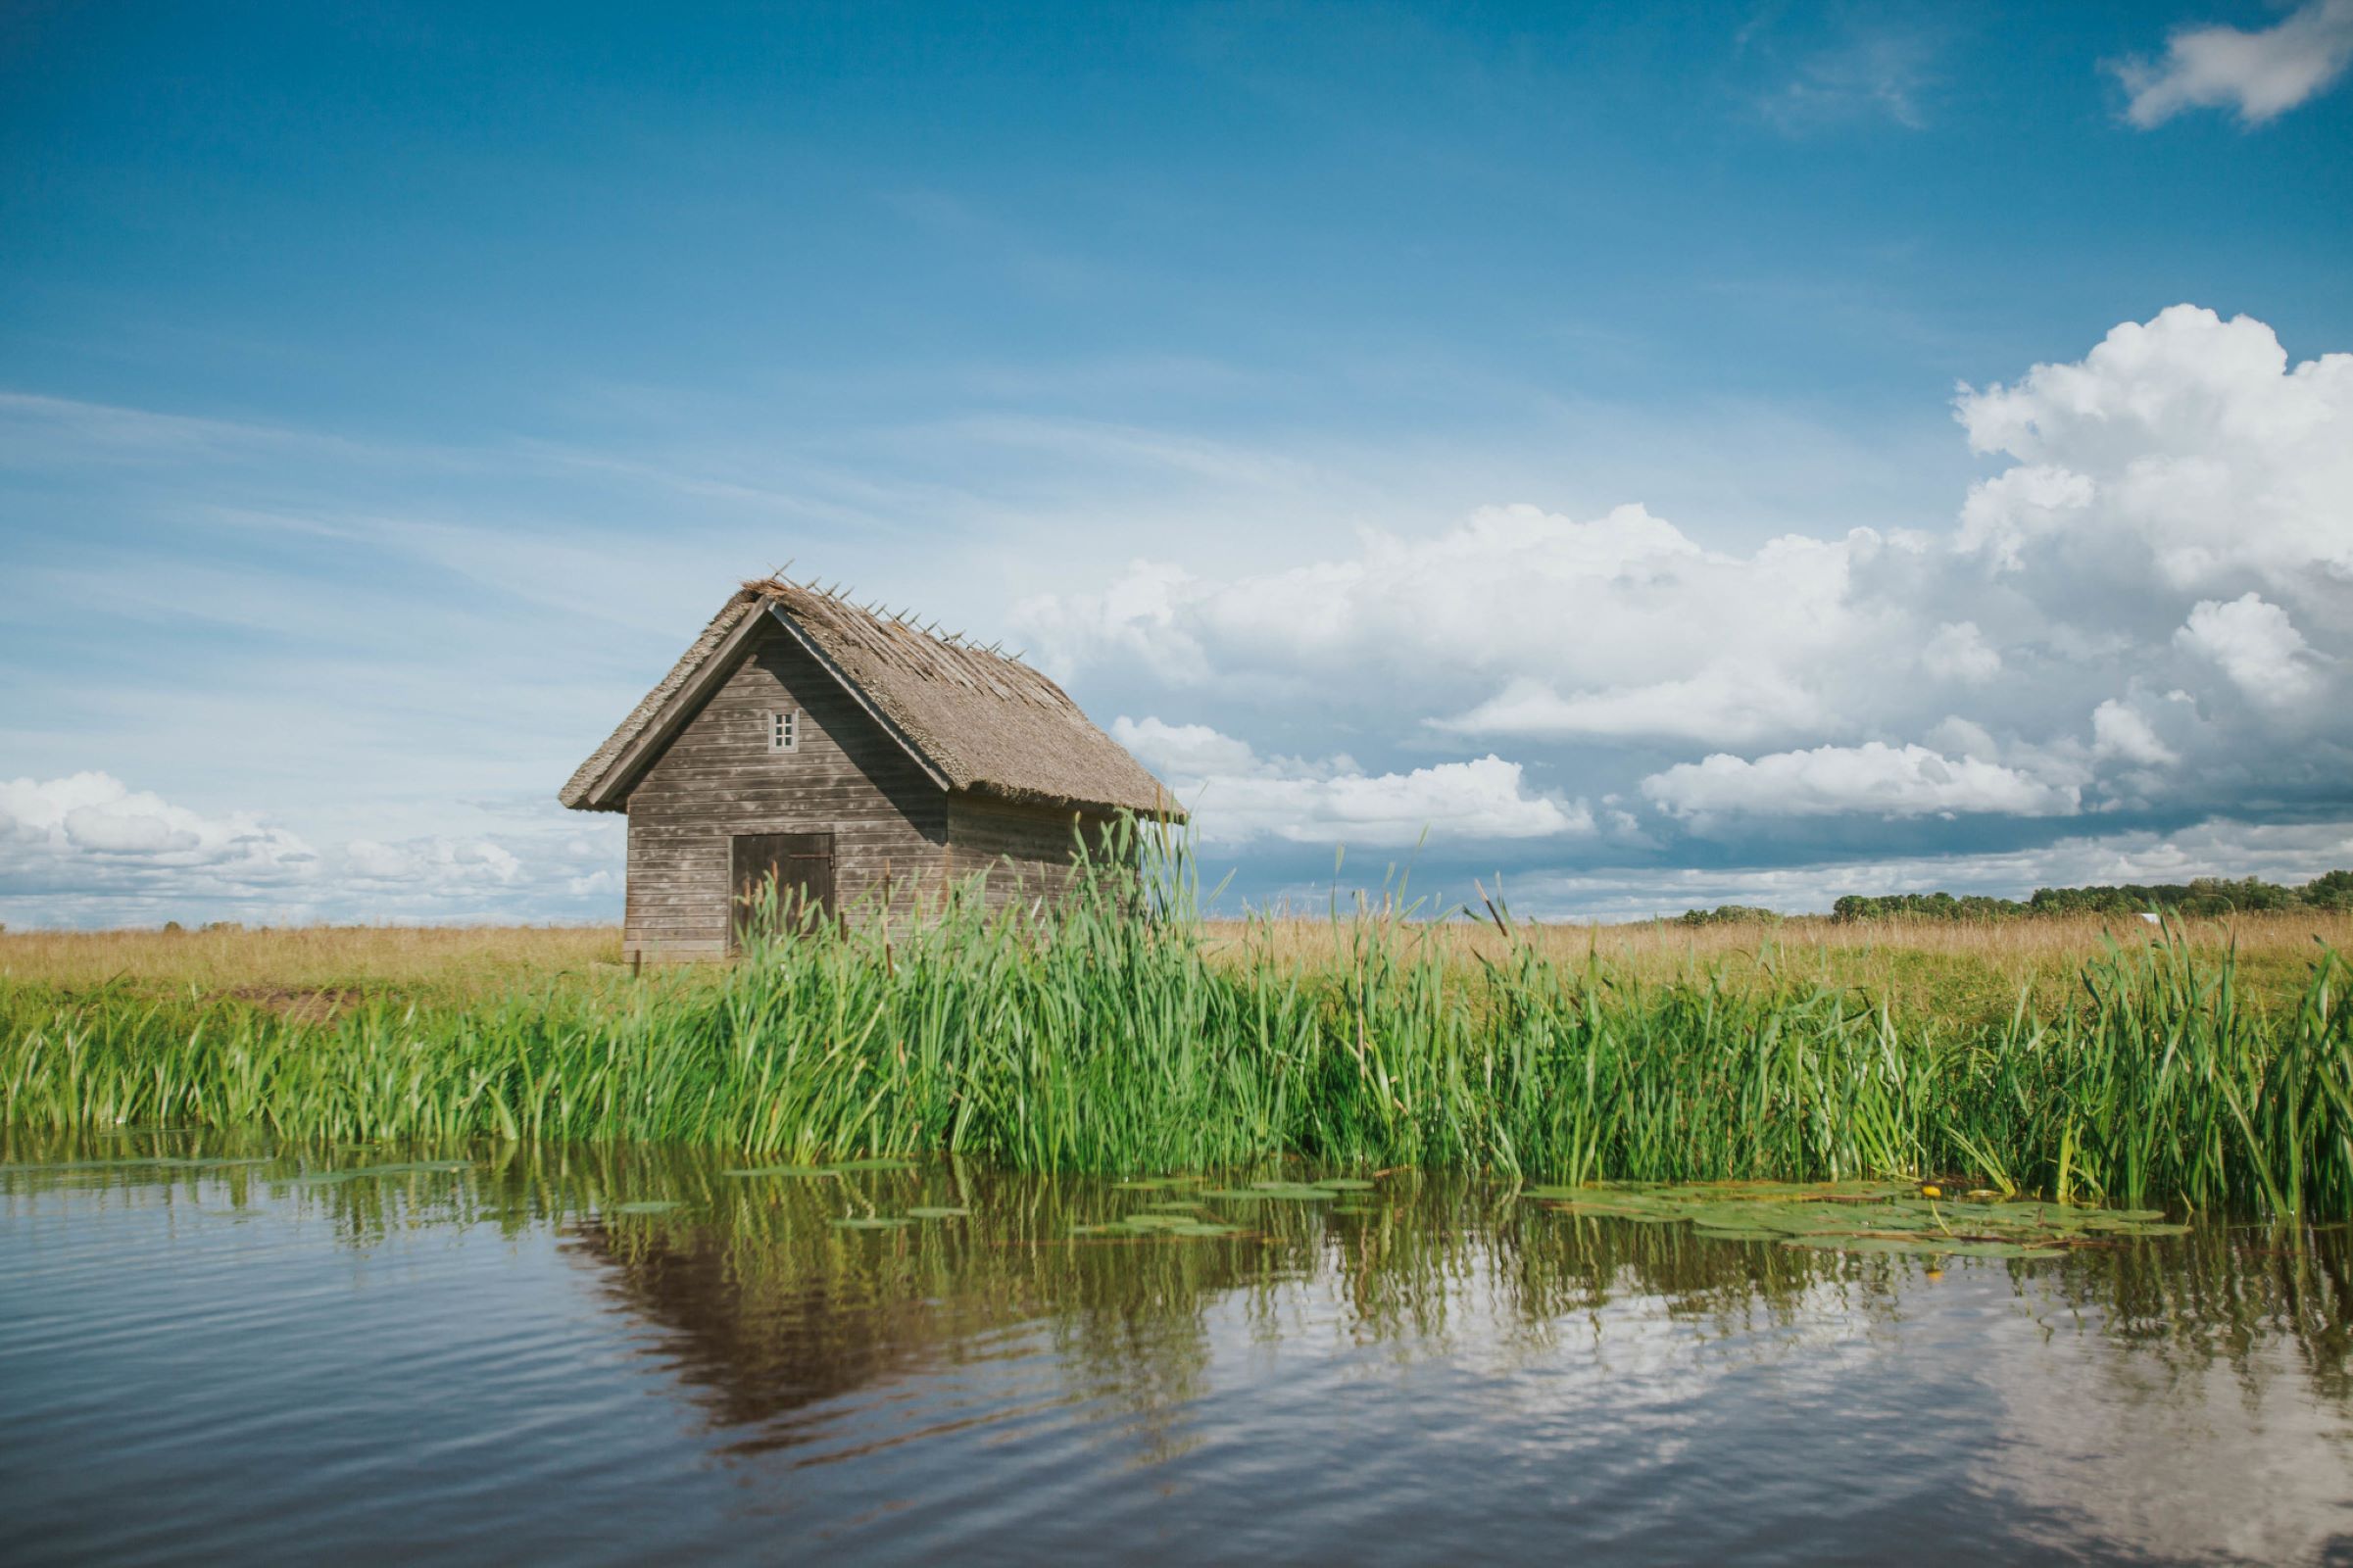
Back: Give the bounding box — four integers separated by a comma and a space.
3, 826, 2347, 1212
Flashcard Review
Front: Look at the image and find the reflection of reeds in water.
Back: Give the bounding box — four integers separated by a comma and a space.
2039, 1216, 2353, 1406
6, 1127, 2350, 1463
4, 826, 2350, 1210
7, 1132, 2344, 1360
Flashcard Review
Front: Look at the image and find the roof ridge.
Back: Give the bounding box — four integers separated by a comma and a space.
559, 573, 1184, 821
742, 575, 1070, 711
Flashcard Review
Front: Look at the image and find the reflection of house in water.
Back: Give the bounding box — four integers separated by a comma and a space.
556, 1167, 1867, 1460
564, 1173, 1256, 1461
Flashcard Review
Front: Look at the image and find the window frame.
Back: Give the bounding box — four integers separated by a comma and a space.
765, 708, 802, 755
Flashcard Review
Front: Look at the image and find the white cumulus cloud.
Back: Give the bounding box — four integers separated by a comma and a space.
0, 771, 620, 927
2114, 0, 2353, 126
1921, 620, 2002, 684
344, 836, 525, 888
1026, 502, 1871, 718
1951, 463, 2095, 573
2090, 699, 2181, 767
1113, 716, 1591, 847
1952, 306, 2353, 608
1024, 304, 2351, 848
0, 771, 317, 880
1439, 663, 1828, 746
1639, 742, 2082, 820
2175, 592, 2328, 707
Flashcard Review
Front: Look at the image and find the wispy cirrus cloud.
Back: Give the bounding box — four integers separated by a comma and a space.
1744, 17, 1945, 133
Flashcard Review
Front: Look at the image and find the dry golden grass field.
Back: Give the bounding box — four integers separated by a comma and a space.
1213, 910, 2353, 1024
3, 909, 2346, 1026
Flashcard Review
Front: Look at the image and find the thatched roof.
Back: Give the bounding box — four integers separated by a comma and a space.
560, 576, 1183, 820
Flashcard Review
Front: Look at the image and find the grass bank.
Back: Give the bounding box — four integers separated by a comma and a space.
3, 852, 2349, 1212
11, 906, 2347, 1022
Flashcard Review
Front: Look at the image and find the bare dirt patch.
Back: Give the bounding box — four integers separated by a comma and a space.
227, 987, 365, 1026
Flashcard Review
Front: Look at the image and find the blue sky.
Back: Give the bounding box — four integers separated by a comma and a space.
2, 0, 2349, 924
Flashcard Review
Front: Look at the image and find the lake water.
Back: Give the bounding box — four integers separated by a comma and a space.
4, 1133, 2351, 1566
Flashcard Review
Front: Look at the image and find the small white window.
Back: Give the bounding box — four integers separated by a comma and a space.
766, 709, 801, 754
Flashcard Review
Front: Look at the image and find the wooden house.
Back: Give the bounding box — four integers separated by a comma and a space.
560, 575, 1182, 961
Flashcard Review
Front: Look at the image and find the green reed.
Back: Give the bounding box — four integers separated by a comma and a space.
3, 822, 2347, 1212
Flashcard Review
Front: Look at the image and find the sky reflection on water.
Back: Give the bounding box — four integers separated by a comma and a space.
3, 1132, 2350, 1566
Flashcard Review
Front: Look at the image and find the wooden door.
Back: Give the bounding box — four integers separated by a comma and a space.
730, 832, 835, 948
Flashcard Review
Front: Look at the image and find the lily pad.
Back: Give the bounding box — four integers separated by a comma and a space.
907, 1205, 969, 1219
1073, 1209, 1247, 1238
1533, 1178, 2195, 1257
611, 1200, 683, 1215
1554, 1205, 1682, 1223
1313, 1178, 1377, 1191
1938, 1241, 2063, 1259
1246, 1182, 1339, 1200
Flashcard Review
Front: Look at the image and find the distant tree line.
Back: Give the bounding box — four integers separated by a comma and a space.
1829, 870, 2353, 923
1664, 870, 2353, 926
1670, 905, 1786, 927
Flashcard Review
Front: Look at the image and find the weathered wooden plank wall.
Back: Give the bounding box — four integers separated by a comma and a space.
623, 624, 949, 961
944, 799, 1120, 912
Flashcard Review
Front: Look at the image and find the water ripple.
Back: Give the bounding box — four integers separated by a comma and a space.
4, 1155, 2351, 1566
